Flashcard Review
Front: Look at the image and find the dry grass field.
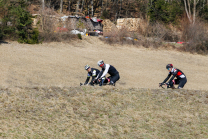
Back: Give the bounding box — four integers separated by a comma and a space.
0, 87, 208, 138
0, 37, 208, 138
0, 36, 208, 90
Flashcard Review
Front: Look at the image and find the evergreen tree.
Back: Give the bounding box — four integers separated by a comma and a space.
1, 0, 39, 43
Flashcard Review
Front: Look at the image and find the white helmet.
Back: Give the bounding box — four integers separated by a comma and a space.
97, 60, 104, 66
85, 65, 90, 70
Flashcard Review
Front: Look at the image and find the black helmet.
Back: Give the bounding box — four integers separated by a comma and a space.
166, 64, 173, 69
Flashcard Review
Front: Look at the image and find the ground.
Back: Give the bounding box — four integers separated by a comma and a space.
0, 36, 208, 90
1, 37, 208, 138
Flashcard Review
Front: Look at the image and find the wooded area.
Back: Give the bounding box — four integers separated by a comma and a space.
26, 0, 208, 24
1, 0, 208, 55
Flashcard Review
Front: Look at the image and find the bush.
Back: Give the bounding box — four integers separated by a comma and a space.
37, 10, 77, 43
0, 27, 3, 40
199, 5, 208, 21
102, 27, 141, 45
180, 21, 208, 55
101, 9, 110, 19
39, 31, 76, 42
77, 34, 82, 40
148, 0, 183, 24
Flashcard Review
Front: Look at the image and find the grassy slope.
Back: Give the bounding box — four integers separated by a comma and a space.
0, 86, 208, 138
1, 38, 208, 138
0, 38, 208, 90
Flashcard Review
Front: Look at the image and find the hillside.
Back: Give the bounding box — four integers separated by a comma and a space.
0, 87, 208, 138
0, 37, 208, 90
0, 37, 208, 138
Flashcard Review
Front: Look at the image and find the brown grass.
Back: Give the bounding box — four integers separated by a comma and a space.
0, 87, 208, 138
1, 37, 208, 90
0, 37, 208, 138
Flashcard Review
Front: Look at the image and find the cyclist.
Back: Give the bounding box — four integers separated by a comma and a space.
95, 60, 120, 86
83, 65, 100, 86
159, 64, 187, 89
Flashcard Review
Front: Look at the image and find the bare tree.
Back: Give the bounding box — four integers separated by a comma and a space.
115, 0, 118, 21
184, 0, 199, 24
81, 0, 85, 13
42, 0, 45, 10
87, 0, 90, 16
105, 0, 108, 8
60, 0, 63, 13
100, 0, 103, 15
76, 0, 81, 15
91, 0, 93, 17
118, 0, 122, 18
68, 0, 71, 12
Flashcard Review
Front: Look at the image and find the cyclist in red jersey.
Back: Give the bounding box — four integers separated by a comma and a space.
159, 64, 187, 89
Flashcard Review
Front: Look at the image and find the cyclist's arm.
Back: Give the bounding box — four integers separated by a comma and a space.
96, 70, 103, 79
162, 74, 171, 83
84, 73, 91, 84
167, 71, 177, 84
100, 64, 110, 78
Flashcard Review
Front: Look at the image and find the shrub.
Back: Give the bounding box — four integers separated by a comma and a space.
38, 10, 76, 42
148, 0, 183, 24
0, 27, 3, 40
101, 9, 110, 19
199, 5, 208, 21
102, 27, 141, 45
77, 34, 82, 40
180, 21, 208, 55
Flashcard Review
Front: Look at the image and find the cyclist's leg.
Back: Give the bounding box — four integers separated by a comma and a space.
99, 77, 106, 86
169, 79, 176, 89
109, 73, 120, 85
178, 78, 187, 89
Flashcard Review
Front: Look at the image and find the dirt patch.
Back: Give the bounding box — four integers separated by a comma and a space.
0, 37, 208, 90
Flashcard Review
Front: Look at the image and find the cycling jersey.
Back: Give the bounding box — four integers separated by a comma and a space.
85, 68, 100, 85
97, 64, 119, 79
97, 64, 120, 84
163, 68, 186, 85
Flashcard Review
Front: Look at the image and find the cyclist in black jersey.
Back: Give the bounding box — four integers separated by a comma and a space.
95, 60, 120, 86
159, 64, 187, 89
83, 65, 100, 86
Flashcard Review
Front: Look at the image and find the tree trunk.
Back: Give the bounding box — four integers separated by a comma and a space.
60, 0, 63, 13
115, 0, 118, 21
68, 0, 70, 12
106, 0, 108, 8
184, 0, 192, 23
88, 0, 90, 16
193, 0, 196, 24
81, 0, 85, 13
76, 0, 80, 15
126, 1, 130, 18
184, 0, 199, 24
187, 0, 191, 16
100, 0, 103, 16
119, 0, 122, 18
42, 0, 45, 10
91, 0, 93, 17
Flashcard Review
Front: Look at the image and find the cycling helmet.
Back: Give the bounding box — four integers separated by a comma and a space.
97, 60, 104, 67
85, 65, 90, 70
166, 64, 173, 69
